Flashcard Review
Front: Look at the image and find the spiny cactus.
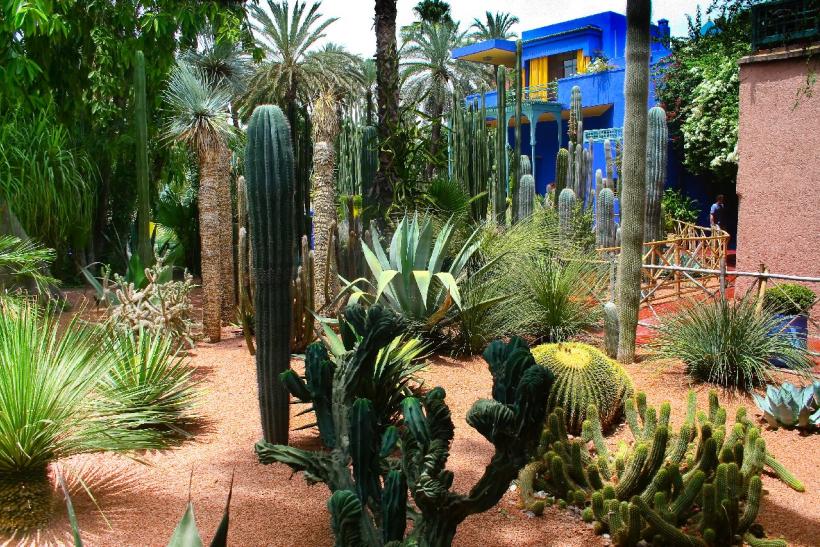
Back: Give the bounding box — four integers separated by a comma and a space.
644, 106, 668, 242
519, 389, 798, 546
133, 50, 152, 269
569, 85, 582, 144
558, 188, 576, 242
512, 40, 523, 224
531, 343, 634, 433
449, 96, 492, 223
245, 105, 295, 444
596, 188, 617, 248
495, 65, 507, 224
291, 235, 315, 353
518, 174, 535, 220
236, 175, 255, 355
554, 148, 569, 208
604, 138, 617, 188
258, 312, 555, 547
521, 154, 532, 176
603, 301, 619, 359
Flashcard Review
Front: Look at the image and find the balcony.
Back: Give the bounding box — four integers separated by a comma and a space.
465, 81, 559, 112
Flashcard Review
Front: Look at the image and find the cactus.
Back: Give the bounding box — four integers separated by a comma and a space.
258, 319, 554, 547
596, 188, 617, 248
604, 138, 617, 188
245, 105, 296, 444
236, 175, 255, 355
645, 106, 668, 242
449, 96, 492, 223
554, 148, 569, 208
603, 301, 619, 359
517, 174, 535, 220
532, 343, 634, 433
495, 65, 507, 224
133, 50, 152, 269
558, 188, 576, 242
569, 85, 582, 144
521, 154, 532, 176
291, 235, 315, 353
615, 0, 652, 364
512, 40, 523, 224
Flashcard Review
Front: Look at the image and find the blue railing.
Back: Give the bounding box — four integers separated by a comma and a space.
751, 0, 819, 51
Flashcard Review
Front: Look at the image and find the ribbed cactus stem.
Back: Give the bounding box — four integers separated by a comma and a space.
558, 188, 576, 242
246, 105, 295, 444
569, 85, 582, 144
521, 154, 532, 175
616, 0, 651, 363
604, 138, 615, 183
134, 50, 152, 268
512, 40, 523, 224
573, 143, 584, 199
554, 148, 569, 208
495, 66, 507, 224
518, 174, 535, 220
603, 301, 619, 358
644, 106, 668, 242
596, 188, 616, 248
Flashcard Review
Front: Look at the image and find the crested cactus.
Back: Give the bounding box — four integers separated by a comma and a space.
603, 301, 619, 359
554, 148, 569, 208
245, 105, 295, 444
596, 188, 617, 248
517, 174, 535, 220
532, 343, 634, 433
519, 389, 801, 546
495, 66, 507, 224
644, 106, 668, 242
558, 188, 576, 242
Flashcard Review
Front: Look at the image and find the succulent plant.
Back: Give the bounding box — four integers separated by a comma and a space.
520, 154, 532, 176
558, 188, 576, 242
517, 174, 535, 220
753, 381, 820, 430
554, 148, 569, 208
531, 342, 634, 433
495, 65, 507, 224
596, 188, 617, 248
603, 301, 619, 359
644, 106, 668, 243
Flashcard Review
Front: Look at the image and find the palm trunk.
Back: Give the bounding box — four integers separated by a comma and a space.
373, 0, 400, 217
616, 0, 651, 364
427, 96, 444, 180
215, 142, 235, 323
199, 148, 224, 342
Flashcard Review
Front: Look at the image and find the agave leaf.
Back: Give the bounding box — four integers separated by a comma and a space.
414, 217, 434, 269
375, 270, 400, 304
368, 222, 389, 267
209, 473, 234, 547
167, 502, 204, 547
412, 270, 433, 311
389, 217, 406, 270
434, 272, 462, 310
428, 218, 455, 274
810, 406, 820, 426
320, 321, 347, 358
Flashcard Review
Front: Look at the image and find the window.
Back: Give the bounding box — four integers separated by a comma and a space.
563, 58, 577, 78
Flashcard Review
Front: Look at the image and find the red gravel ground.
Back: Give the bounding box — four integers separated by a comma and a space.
6, 295, 820, 546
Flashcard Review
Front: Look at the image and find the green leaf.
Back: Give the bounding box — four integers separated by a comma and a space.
412, 270, 433, 310
375, 270, 400, 304
434, 272, 462, 309
167, 502, 204, 547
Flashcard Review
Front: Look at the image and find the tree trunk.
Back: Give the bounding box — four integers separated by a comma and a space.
372, 0, 400, 217
616, 0, 651, 364
427, 95, 444, 181
199, 149, 224, 342
215, 142, 236, 323
311, 92, 340, 311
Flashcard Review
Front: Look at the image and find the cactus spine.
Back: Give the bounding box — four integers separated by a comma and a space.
245, 105, 295, 444
512, 40, 523, 224
645, 106, 668, 242
615, 0, 651, 363
495, 65, 507, 224
554, 148, 569, 208
133, 50, 152, 269
518, 174, 535, 220
558, 188, 576, 242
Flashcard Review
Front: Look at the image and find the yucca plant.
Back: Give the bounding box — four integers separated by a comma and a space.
100, 328, 200, 432
0, 235, 57, 295
0, 300, 164, 532
653, 297, 813, 391
343, 214, 500, 331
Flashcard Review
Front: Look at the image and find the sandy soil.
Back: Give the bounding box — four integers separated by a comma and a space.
6, 292, 819, 546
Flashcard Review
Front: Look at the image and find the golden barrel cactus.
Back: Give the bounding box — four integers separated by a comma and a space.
532, 342, 634, 433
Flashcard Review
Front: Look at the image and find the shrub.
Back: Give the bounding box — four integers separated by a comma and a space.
100, 328, 200, 431
763, 283, 816, 316
532, 342, 634, 433
653, 297, 812, 390
661, 188, 699, 233
0, 300, 164, 532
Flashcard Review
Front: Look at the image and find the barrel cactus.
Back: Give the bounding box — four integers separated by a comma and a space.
245, 105, 295, 444
644, 106, 668, 242
518, 174, 535, 219
532, 342, 634, 433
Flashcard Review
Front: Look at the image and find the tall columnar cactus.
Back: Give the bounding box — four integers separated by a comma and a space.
237, 175, 255, 355
603, 301, 619, 359
512, 40, 523, 224
604, 138, 617, 190
449, 97, 492, 223
521, 154, 532, 176
518, 174, 535, 220
558, 188, 576, 242
616, 0, 651, 364
644, 106, 668, 242
569, 85, 582, 144
596, 188, 617, 248
495, 66, 507, 224
583, 146, 593, 208
133, 50, 152, 268
554, 148, 569, 208
245, 105, 295, 444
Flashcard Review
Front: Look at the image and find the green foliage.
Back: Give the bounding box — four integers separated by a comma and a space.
532, 342, 634, 433
448, 97, 492, 224
0, 236, 57, 294
753, 381, 820, 430
763, 283, 816, 316
257, 307, 554, 546
662, 188, 699, 233
653, 297, 813, 390
100, 328, 200, 431
520, 389, 796, 546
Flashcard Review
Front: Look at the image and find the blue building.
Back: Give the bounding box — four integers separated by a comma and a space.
452, 11, 715, 228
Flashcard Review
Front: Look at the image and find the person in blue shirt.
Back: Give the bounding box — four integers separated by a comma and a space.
710, 194, 725, 230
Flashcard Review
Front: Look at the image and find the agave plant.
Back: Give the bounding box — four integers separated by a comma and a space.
0, 300, 165, 532
344, 214, 501, 330
753, 381, 820, 430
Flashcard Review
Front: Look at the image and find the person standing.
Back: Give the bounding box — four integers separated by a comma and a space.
710, 194, 725, 230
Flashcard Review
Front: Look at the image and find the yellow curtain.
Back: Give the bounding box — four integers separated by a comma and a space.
529, 57, 548, 99
576, 50, 589, 74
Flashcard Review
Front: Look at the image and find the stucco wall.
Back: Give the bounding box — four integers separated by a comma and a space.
736, 49, 820, 326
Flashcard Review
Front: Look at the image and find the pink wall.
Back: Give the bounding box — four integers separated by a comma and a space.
736, 49, 820, 329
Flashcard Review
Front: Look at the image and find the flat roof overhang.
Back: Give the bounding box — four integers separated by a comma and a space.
451, 39, 516, 67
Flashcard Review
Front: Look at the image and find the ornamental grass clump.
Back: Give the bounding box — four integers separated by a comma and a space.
0, 300, 165, 532
653, 297, 812, 390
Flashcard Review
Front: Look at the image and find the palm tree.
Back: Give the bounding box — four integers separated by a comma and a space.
373, 0, 400, 218
470, 11, 520, 41
164, 63, 234, 342
401, 22, 490, 174
241, 1, 362, 114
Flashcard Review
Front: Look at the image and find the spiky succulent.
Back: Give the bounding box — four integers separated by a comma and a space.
532, 342, 634, 433
753, 381, 820, 430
